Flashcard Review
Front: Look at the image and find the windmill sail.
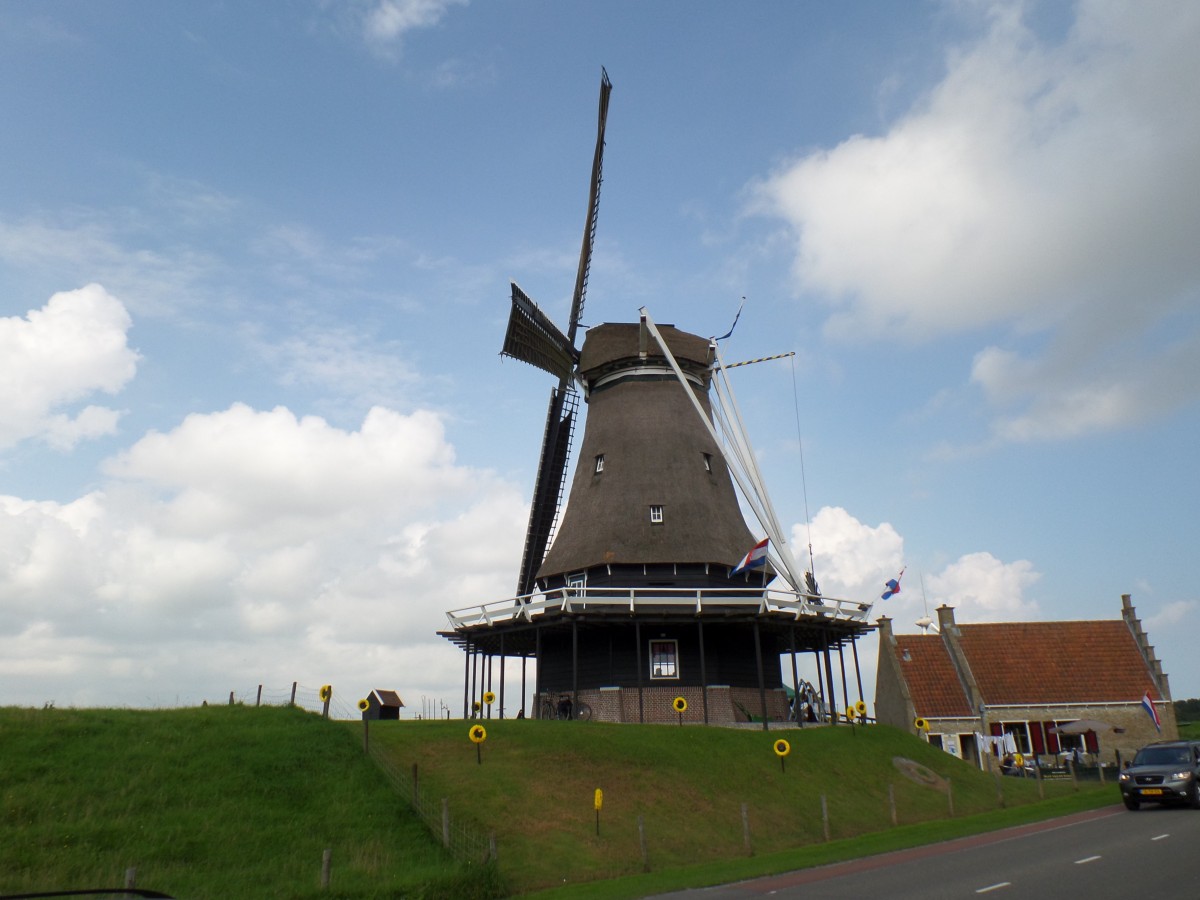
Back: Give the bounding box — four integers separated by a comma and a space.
502, 68, 613, 597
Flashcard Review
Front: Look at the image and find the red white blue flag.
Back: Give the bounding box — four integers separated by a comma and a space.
1142, 689, 1162, 732
730, 537, 769, 577
881, 567, 905, 600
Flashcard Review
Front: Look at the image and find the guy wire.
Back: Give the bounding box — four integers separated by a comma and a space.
789, 353, 817, 581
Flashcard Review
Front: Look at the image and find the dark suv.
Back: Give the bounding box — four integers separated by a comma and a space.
1118, 740, 1200, 810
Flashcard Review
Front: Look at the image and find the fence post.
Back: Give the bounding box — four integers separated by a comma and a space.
638, 814, 649, 871
1067, 759, 1078, 791
820, 794, 830, 842
442, 798, 451, 849
124, 867, 136, 889
256, 684, 263, 707
290, 681, 298, 706
888, 782, 897, 826
1036, 761, 1045, 799
321, 848, 332, 889
228, 691, 234, 706
741, 802, 751, 855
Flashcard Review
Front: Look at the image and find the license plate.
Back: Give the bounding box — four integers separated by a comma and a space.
1141, 788, 1164, 795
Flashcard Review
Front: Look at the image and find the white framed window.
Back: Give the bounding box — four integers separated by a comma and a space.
702, 453, 712, 472
649, 640, 678, 679
1000, 722, 1031, 754
594, 454, 605, 474
567, 573, 585, 596
649, 505, 664, 524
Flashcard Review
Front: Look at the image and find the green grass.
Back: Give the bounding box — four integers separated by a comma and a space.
363, 718, 1115, 896
0, 705, 496, 898
1, 706, 1115, 898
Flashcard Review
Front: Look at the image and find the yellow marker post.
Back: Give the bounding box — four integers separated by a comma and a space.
773, 738, 791, 773
594, 788, 603, 835
673, 696, 687, 726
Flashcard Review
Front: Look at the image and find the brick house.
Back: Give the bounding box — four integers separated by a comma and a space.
874, 594, 1175, 767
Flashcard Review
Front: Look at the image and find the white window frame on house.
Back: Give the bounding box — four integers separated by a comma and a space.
566, 573, 586, 596
649, 639, 678, 679
594, 454, 605, 474
649, 505, 664, 524
1000, 722, 1032, 755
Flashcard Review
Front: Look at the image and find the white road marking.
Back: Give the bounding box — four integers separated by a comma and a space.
1152, 833, 1170, 841
976, 883, 1011, 893
1074, 855, 1102, 864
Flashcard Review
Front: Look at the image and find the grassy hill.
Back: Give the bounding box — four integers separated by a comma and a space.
1, 705, 1114, 898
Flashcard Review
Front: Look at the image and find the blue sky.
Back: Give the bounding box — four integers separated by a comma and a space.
1, 1, 1197, 714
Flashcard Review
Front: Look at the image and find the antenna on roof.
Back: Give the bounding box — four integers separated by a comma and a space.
915, 572, 937, 633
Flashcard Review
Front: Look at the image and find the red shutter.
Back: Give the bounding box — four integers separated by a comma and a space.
1043, 721, 1060, 754
1084, 730, 1099, 753
1030, 722, 1045, 755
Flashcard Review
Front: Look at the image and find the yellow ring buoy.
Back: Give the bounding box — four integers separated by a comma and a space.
469, 724, 487, 744
319, 684, 332, 702
357, 698, 369, 712
673, 696, 688, 713
774, 738, 791, 758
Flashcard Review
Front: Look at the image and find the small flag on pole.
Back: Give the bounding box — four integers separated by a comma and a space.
730, 538, 769, 577
881, 567, 905, 600
1142, 689, 1162, 732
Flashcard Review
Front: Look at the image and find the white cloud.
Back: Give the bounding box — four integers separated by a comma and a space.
926, 551, 1040, 621
0, 285, 138, 450
754, 0, 1200, 443
0, 402, 526, 709
358, 0, 467, 50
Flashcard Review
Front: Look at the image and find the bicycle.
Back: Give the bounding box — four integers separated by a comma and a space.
539, 695, 593, 720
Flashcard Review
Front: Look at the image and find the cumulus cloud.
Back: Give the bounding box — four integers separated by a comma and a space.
753, 0, 1200, 444
793, 505, 1038, 622
0, 285, 138, 450
0, 403, 526, 709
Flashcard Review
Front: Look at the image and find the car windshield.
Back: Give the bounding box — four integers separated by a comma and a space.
1134, 747, 1190, 766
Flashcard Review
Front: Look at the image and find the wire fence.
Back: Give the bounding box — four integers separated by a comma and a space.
366, 741, 493, 865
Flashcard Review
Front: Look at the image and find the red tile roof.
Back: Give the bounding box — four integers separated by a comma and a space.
893, 619, 1163, 716
956, 621, 1160, 705
893, 635, 973, 717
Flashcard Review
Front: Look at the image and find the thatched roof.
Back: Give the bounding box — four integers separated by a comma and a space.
537, 323, 756, 580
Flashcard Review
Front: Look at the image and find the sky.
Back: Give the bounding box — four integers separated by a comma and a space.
1, 0, 1197, 716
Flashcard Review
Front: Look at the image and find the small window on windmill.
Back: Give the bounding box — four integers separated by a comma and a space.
566, 573, 585, 597
649, 505, 664, 524
649, 640, 678, 679
702, 453, 712, 472
594, 454, 605, 474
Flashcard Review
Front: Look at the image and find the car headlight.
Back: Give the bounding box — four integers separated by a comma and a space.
1119, 772, 1131, 783
1171, 771, 1193, 781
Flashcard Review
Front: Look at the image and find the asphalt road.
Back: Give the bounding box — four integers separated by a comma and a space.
651, 803, 1200, 899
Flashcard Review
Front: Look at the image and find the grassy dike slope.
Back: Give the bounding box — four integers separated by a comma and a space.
1, 705, 494, 899
365, 718, 1113, 896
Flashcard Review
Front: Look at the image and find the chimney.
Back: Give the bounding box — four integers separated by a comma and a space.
936, 604, 958, 633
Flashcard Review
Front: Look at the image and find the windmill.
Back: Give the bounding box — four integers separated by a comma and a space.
442, 69, 873, 726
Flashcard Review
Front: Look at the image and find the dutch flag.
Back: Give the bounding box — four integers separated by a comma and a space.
730, 537, 769, 577
1142, 689, 1162, 732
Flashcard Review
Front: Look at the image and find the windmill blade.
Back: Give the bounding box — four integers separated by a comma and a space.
516, 385, 578, 597
566, 67, 612, 342
501, 282, 577, 380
